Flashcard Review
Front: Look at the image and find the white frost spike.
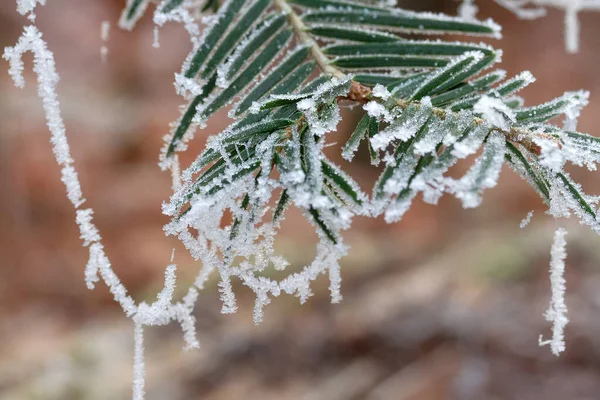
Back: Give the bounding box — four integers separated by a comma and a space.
564, 90, 589, 131
85, 243, 103, 290
153, 26, 160, 49
100, 21, 110, 64
16, 0, 45, 15
156, 264, 177, 311
474, 95, 516, 131
520, 210, 534, 228
459, 0, 479, 20
101, 20, 111, 41
564, 1, 580, 53
539, 227, 569, 356
170, 154, 182, 191
4, 26, 85, 208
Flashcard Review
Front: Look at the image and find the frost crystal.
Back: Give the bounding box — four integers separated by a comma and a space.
363, 101, 393, 122
448, 131, 507, 208
539, 227, 569, 356
153, 26, 160, 49
370, 98, 433, 151
520, 210, 534, 228
474, 95, 515, 131
76, 209, 102, 246
100, 21, 110, 64
16, 0, 45, 16
459, 0, 479, 20
372, 84, 391, 101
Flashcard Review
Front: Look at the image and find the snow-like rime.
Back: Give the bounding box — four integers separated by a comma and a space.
539, 227, 569, 356
101, 20, 110, 63
520, 210, 535, 228
5, 0, 600, 398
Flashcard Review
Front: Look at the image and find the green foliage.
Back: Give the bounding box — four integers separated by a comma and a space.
122, 0, 600, 315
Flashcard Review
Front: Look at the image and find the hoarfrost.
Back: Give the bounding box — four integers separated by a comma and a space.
101, 21, 110, 63
4, 26, 85, 208
16, 0, 45, 16
372, 83, 391, 101
363, 101, 393, 122
153, 26, 160, 49
370, 97, 433, 151
539, 227, 569, 356
76, 209, 101, 246
474, 95, 516, 131
448, 131, 507, 208
132, 323, 146, 400
459, 0, 479, 20
520, 210, 535, 228
4, 22, 203, 400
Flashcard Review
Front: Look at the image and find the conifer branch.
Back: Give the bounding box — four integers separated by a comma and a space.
275, 0, 544, 155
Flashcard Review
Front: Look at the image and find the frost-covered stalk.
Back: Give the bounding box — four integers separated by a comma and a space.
133, 323, 146, 400
4, 12, 199, 400
539, 227, 569, 356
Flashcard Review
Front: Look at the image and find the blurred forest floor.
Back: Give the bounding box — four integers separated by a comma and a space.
2, 1, 600, 399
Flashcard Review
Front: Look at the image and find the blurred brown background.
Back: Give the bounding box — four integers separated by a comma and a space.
2, 1, 600, 399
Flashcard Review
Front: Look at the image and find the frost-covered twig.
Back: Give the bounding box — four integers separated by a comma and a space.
3, 23, 200, 400
539, 227, 569, 356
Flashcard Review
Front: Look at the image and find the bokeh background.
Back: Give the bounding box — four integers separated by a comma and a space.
2, 1, 600, 399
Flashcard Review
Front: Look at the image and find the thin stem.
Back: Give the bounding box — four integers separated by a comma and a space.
272, 0, 345, 78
